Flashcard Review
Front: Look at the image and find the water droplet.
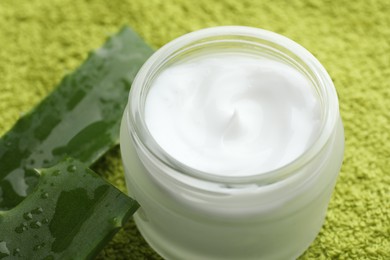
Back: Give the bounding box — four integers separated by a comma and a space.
67, 165, 77, 172
33, 242, 45, 251
12, 248, 21, 257
53, 170, 60, 176
23, 212, 33, 220
14, 226, 24, 234
42, 218, 49, 224
0, 241, 10, 258
111, 217, 120, 226
30, 221, 42, 229
41, 192, 49, 199
32, 207, 43, 214
14, 223, 28, 234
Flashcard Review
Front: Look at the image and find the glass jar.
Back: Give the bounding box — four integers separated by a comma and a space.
120, 26, 344, 260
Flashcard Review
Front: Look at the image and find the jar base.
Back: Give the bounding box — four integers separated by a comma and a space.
134, 212, 318, 260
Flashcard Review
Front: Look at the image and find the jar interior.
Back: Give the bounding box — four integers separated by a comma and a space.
128, 29, 337, 185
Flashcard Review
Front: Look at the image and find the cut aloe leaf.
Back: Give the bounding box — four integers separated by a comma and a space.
0, 27, 153, 210
0, 158, 139, 259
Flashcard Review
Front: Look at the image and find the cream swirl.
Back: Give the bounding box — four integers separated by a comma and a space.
145, 53, 321, 176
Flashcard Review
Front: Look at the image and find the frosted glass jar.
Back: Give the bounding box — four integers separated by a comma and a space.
120, 26, 344, 260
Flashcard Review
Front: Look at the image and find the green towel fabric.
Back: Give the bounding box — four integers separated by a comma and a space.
0, 0, 389, 259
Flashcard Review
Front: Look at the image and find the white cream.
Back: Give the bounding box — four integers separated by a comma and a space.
145, 53, 321, 176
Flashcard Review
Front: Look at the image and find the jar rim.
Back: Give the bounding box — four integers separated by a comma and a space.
126, 26, 339, 185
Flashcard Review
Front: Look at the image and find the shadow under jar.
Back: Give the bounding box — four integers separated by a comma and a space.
120, 26, 344, 260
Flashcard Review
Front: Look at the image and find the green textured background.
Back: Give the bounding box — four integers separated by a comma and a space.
0, 0, 389, 259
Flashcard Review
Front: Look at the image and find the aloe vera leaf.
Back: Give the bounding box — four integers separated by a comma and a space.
0, 158, 139, 259
0, 27, 153, 210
